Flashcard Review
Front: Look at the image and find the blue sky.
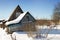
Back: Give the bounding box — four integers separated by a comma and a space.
0, 0, 60, 20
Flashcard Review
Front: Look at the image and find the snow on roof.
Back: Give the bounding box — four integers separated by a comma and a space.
5, 12, 27, 26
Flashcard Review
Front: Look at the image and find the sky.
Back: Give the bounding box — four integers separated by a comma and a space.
0, 0, 60, 20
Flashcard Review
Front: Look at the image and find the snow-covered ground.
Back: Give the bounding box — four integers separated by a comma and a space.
34, 34, 60, 40
36, 25, 60, 34
34, 25, 60, 40
0, 28, 12, 40
12, 32, 33, 40
0, 25, 60, 40
0, 28, 33, 40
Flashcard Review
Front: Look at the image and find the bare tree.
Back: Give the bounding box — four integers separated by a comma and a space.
53, 2, 60, 20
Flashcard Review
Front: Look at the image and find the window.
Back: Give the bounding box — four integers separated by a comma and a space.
26, 16, 29, 21
16, 12, 21, 17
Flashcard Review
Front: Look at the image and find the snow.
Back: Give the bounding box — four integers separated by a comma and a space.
0, 28, 33, 40
0, 28, 12, 40
36, 25, 60, 34
34, 25, 60, 40
12, 32, 33, 40
11, 25, 60, 40
34, 34, 60, 40
5, 12, 27, 26
1, 25, 60, 40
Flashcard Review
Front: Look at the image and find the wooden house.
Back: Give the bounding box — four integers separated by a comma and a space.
5, 5, 36, 33
0, 5, 60, 34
